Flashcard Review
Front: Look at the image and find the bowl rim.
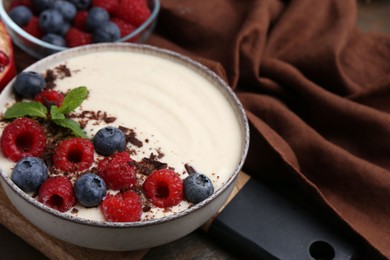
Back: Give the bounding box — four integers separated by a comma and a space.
0, 0, 160, 51
0, 43, 250, 228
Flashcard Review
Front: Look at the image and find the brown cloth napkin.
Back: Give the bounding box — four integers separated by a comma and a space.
147, 0, 390, 258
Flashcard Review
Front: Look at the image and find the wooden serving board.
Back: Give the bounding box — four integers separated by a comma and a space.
0, 172, 249, 259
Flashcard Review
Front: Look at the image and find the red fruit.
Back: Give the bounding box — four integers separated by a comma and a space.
101, 191, 142, 222
115, 0, 151, 27
0, 117, 46, 162
0, 21, 16, 91
111, 18, 137, 40
38, 176, 75, 212
97, 151, 136, 190
65, 27, 92, 48
73, 11, 88, 31
22, 16, 43, 39
34, 89, 64, 108
92, 0, 119, 15
53, 138, 94, 172
10, 0, 32, 9
143, 169, 183, 208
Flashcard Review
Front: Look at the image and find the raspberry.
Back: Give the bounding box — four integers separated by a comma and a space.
38, 176, 75, 212
97, 151, 136, 190
111, 18, 136, 40
34, 89, 64, 108
73, 11, 88, 31
10, 0, 32, 9
143, 169, 183, 208
65, 27, 92, 48
101, 190, 142, 222
0, 117, 46, 162
92, 0, 119, 15
115, 0, 151, 27
22, 16, 43, 39
53, 138, 94, 172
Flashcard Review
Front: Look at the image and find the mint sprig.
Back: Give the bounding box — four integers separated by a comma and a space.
4, 101, 47, 119
3, 86, 89, 138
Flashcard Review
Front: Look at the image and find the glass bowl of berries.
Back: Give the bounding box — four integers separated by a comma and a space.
0, 0, 160, 59
0, 43, 250, 251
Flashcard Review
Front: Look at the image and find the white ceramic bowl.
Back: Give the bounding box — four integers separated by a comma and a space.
0, 0, 160, 59
0, 43, 249, 251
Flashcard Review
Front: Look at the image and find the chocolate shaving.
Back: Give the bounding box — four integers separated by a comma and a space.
119, 126, 143, 148
131, 153, 168, 175
184, 164, 196, 174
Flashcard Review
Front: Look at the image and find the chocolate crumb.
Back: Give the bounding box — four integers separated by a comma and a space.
184, 164, 196, 174
71, 208, 79, 214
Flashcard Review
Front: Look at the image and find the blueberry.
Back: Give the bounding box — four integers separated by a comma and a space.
93, 126, 126, 156
183, 173, 214, 204
11, 157, 48, 193
31, 0, 54, 12
9, 6, 33, 27
42, 33, 66, 47
38, 9, 66, 34
92, 21, 120, 43
52, 0, 77, 22
74, 173, 106, 207
68, 0, 91, 10
86, 7, 109, 32
14, 71, 45, 98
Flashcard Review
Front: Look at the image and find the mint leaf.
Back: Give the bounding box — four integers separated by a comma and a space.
4, 101, 47, 119
58, 86, 88, 114
50, 106, 87, 138
52, 118, 87, 138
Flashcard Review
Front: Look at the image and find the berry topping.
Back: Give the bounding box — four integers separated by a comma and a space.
65, 27, 92, 47
68, 0, 91, 10
13, 71, 45, 98
183, 173, 214, 204
52, 0, 77, 22
0, 117, 46, 162
9, 5, 33, 27
92, 0, 118, 15
38, 176, 75, 212
115, 0, 151, 27
41, 33, 66, 47
92, 21, 120, 43
143, 169, 183, 208
85, 6, 109, 32
22, 16, 43, 38
38, 9, 66, 35
72, 10, 88, 30
74, 173, 106, 207
101, 190, 142, 222
93, 126, 126, 156
34, 89, 64, 108
31, 0, 54, 13
53, 137, 94, 172
11, 157, 48, 192
111, 18, 136, 39
97, 151, 136, 190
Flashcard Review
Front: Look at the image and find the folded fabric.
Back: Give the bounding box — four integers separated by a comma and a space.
148, 0, 390, 258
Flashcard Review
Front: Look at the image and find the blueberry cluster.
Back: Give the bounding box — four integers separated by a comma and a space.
9, 0, 120, 46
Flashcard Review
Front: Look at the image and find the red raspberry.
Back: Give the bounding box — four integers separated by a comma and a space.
111, 18, 137, 41
53, 138, 94, 172
22, 16, 43, 39
65, 27, 92, 48
38, 176, 75, 212
0, 117, 46, 162
10, 0, 32, 9
92, 0, 119, 15
101, 191, 142, 222
34, 89, 64, 108
72, 11, 88, 31
115, 0, 151, 27
97, 151, 136, 190
143, 169, 183, 208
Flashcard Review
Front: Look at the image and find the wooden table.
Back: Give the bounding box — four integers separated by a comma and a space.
1, 1, 389, 259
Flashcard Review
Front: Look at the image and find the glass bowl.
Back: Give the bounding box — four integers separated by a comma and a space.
0, 0, 160, 59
